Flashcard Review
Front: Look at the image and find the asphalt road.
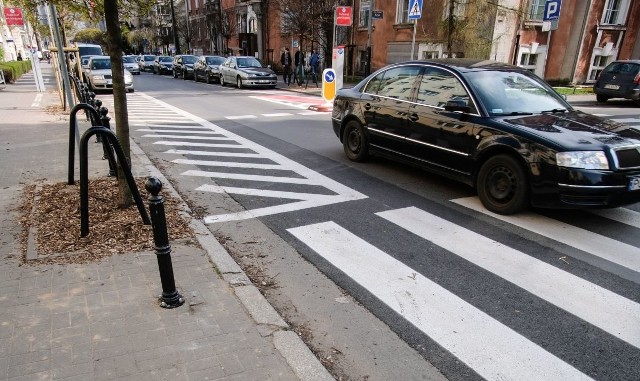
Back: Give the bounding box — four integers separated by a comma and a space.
104, 72, 640, 381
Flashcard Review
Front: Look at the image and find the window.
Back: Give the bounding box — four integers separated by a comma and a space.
416, 67, 470, 109
365, 66, 421, 101
519, 53, 538, 72
360, 0, 371, 27
589, 55, 610, 80
442, 0, 467, 21
422, 51, 440, 59
603, 0, 622, 24
528, 0, 545, 21
396, 0, 409, 24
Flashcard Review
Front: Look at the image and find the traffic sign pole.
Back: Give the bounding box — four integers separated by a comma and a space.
408, 0, 423, 60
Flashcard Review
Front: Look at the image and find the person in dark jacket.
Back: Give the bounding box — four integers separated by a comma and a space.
17, 52, 23, 61
294, 49, 305, 86
280, 48, 292, 85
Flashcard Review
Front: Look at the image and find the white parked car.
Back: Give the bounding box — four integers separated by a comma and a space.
86, 56, 134, 93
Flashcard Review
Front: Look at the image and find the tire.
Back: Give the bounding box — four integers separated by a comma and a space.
173, 70, 177, 79
477, 154, 529, 215
153, 68, 157, 74
237, 76, 243, 89
220, 75, 226, 86
596, 94, 609, 103
205, 73, 211, 84
183, 71, 187, 80
342, 120, 369, 162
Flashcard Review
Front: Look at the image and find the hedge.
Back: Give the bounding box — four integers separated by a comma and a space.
0, 60, 32, 83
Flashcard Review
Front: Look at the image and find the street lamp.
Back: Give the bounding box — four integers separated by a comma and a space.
169, 0, 181, 55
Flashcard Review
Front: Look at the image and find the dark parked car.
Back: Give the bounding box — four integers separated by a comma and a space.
332, 59, 640, 214
219, 56, 277, 88
153, 55, 173, 75
194, 55, 226, 83
172, 54, 197, 79
138, 54, 156, 72
593, 60, 640, 104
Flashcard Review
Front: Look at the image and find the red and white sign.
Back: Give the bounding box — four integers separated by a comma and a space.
4, 7, 24, 26
335, 6, 353, 26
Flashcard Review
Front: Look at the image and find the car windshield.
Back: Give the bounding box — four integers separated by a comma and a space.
602, 62, 640, 76
465, 70, 567, 116
91, 59, 111, 70
122, 56, 136, 63
237, 58, 262, 68
183, 56, 197, 64
144, 55, 155, 61
206, 57, 225, 65
159, 56, 172, 62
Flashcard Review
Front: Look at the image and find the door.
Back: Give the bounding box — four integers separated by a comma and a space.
407, 67, 480, 175
360, 65, 421, 153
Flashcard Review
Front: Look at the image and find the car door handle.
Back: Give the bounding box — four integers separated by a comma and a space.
364, 103, 372, 110
409, 113, 419, 122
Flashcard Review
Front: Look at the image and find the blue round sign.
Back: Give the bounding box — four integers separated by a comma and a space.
324, 71, 335, 83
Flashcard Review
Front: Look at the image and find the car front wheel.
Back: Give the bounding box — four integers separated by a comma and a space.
237, 77, 243, 89
596, 94, 609, 103
342, 120, 369, 162
477, 154, 528, 215
173, 70, 177, 79
220, 75, 226, 86
205, 73, 211, 84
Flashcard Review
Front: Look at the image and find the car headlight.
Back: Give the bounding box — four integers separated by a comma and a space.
92, 75, 104, 80
124, 72, 132, 81
556, 151, 609, 170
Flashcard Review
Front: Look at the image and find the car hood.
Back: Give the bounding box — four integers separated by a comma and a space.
88, 69, 111, 76
500, 111, 640, 149
240, 67, 275, 75
124, 63, 137, 69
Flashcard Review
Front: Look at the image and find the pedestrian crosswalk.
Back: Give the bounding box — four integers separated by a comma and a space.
104, 92, 640, 380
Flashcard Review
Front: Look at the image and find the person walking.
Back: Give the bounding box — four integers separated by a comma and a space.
309, 49, 320, 86
294, 49, 305, 86
280, 48, 292, 86
17, 52, 23, 61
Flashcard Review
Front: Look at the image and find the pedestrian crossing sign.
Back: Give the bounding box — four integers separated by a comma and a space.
408, 0, 423, 20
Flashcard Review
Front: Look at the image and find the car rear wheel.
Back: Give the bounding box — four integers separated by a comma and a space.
220, 75, 226, 86
596, 94, 609, 103
205, 73, 211, 84
342, 120, 369, 162
237, 77, 243, 89
477, 154, 528, 215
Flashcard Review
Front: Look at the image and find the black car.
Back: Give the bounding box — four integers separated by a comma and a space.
172, 54, 197, 79
194, 55, 226, 83
593, 60, 640, 104
332, 59, 640, 214
153, 56, 174, 75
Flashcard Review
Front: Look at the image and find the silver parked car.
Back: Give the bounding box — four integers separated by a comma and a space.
138, 54, 156, 73
86, 56, 134, 93
122, 55, 140, 75
219, 56, 277, 89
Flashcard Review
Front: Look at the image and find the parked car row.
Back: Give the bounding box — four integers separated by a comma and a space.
134, 54, 278, 89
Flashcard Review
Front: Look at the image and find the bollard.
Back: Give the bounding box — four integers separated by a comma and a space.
99, 107, 117, 177
145, 177, 184, 309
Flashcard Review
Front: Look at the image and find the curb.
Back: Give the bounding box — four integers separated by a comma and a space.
130, 141, 335, 381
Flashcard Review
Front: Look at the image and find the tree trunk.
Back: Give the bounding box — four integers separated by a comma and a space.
104, 0, 133, 208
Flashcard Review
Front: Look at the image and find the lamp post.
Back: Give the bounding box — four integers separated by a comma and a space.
169, 0, 181, 55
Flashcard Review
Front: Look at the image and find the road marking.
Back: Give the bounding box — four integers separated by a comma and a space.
125, 92, 368, 222
378, 206, 640, 349
226, 115, 257, 120
142, 134, 235, 140
31, 93, 43, 107
287, 221, 594, 381
451, 197, 640, 273
197, 184, 335, 200
137, 129, 223, 135
611, 118, 640, 124
183, 170, 316, 185
262, 113, 294, 117
589, 207, 640, 228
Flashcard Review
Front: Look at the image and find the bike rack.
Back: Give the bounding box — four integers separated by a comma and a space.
78, 126, 151, 237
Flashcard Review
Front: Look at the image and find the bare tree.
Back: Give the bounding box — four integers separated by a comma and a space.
220, 7, 237, 55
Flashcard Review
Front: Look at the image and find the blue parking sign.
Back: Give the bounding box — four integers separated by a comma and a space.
543, 0, 562, 21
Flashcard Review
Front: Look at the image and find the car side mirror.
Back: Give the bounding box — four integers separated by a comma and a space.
267, 64, 272, 69
444, 99, 471, 113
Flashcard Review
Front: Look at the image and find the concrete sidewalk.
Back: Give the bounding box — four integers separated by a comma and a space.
0, 67, 333, 380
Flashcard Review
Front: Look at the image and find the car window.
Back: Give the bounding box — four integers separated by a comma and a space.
602, 62, 640, 76
237, 58, 262, 68
144, 55, 155, 62
91, 59, 110, 70
466, 70, 566, 115
373, 66, 421, 101
206, 57, 225, 65
183, 56, 197, 64
122, 56, 136, 63
416, 67, 471, 109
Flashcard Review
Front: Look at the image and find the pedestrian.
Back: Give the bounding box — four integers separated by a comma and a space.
17, 52, 23, 61
309, 49, 320, 86
280, 47, 292, 86
294, 49, 305, 86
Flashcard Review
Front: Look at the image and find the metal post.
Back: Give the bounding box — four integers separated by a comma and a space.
365, 0, 375, 76
48, 3, 75, 112
99, 107, 118, 177
145, 177, 184, 309
170, 0, 181, 55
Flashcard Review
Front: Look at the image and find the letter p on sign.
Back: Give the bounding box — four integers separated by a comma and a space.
543, 0, 561, 21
